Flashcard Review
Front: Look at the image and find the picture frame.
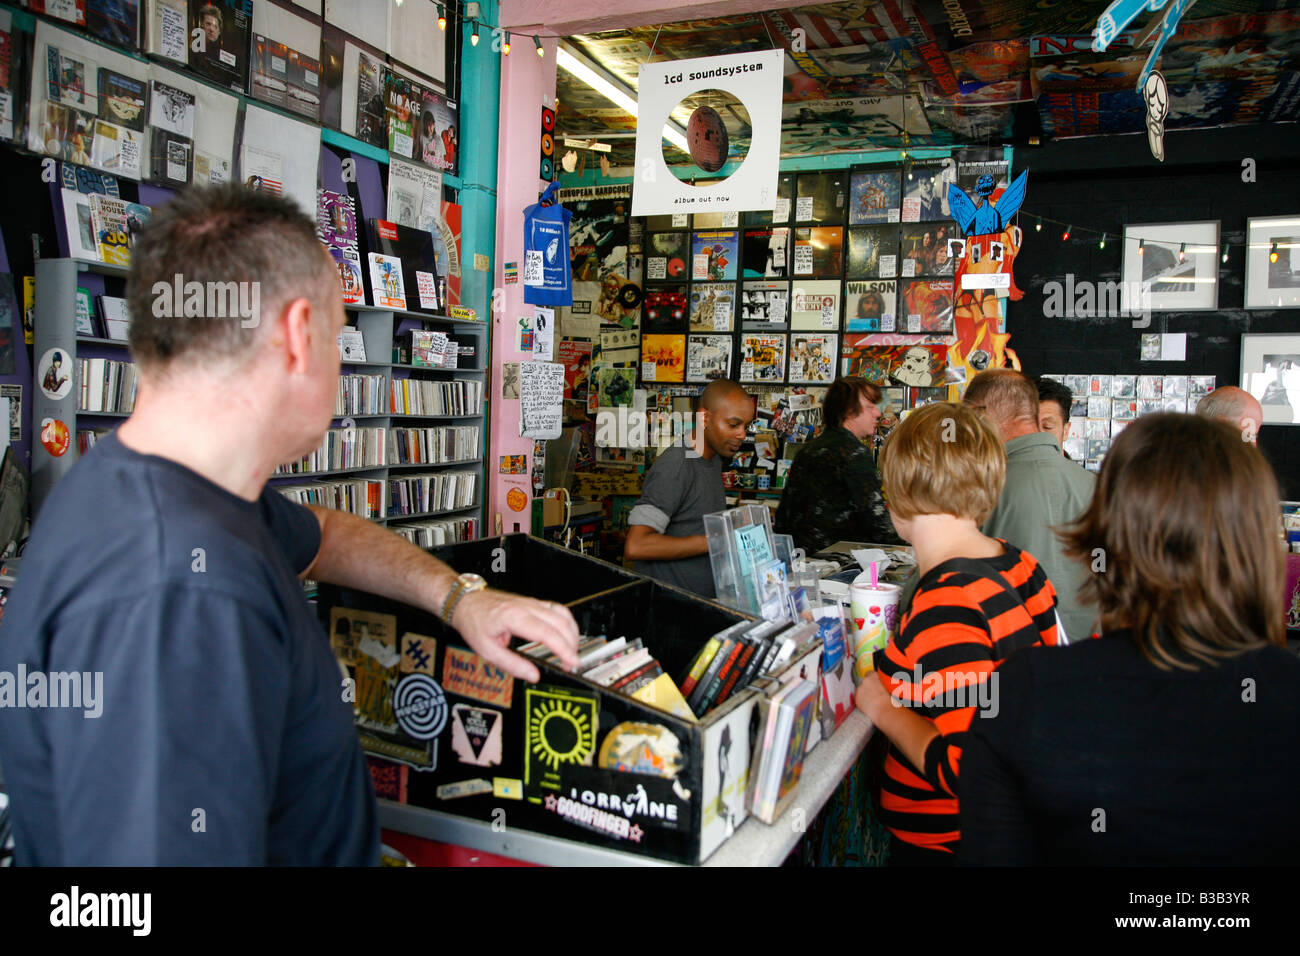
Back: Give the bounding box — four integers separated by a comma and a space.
1241, 333, 1300, 425
1121, 221, 1219, 312
1244, 215, 1300, 309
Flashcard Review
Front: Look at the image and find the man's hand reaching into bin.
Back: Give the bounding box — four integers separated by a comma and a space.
451, 589, 581, 683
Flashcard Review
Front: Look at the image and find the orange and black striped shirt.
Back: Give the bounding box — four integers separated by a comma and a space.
876, 541, 1060, 854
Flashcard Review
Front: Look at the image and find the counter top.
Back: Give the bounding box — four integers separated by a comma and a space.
376, 711, 875, 867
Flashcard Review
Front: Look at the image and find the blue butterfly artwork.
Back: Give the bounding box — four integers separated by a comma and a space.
948, 170, 1029, 237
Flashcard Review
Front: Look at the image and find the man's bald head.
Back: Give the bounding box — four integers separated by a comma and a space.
1196, 385, 1263, 444
701, 378, 750, 411
962, 368, 1040, 441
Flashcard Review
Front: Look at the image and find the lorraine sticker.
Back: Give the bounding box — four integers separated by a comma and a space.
524, 685, 598, 801
393, 674, 449, 741
40, 418, 71, 457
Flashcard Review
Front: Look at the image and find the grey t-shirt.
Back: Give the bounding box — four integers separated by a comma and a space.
628, 445, 725, 597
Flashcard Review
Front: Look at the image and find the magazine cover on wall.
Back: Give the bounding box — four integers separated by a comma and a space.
384, 68, 420, 158
901, 279, 954, 333
641, 334, 686, 383
789, 333, 837, 384
689, 282, 735, 332
691, 230, 739, 281
435, 200, 463, 306
188, 0, 253, 93
847, 225, 898, 278
88, 0, 141, 46
848, 168, 901, 225
740, 332, 786, 383
741, 280, 789, 330
845, 280, 897, 332
570, 197, 630, 281
356, 50, 386, 147
1245, 216, 1300, 309
687, 334, 733, 382
790, 280, 840, 331
631, 49, 784, 216
841, 339, 948, 386
317, 189, 364, 305
419, 89, 458, 174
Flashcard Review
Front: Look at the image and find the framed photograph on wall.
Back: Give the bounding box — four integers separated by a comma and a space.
1121, 221, 1219, 312
1245, 216, 1300, 309
1241, 333, 1300, 425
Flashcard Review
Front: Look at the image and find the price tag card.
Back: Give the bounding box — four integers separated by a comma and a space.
793, 245, 814, 275
523, 250, 544, 286
796, 196, 814, 221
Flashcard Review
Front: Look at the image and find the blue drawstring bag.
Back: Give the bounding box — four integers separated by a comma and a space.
522, 181, 573, 307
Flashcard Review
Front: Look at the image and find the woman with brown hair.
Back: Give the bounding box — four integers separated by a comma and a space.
960, 413, 1300, 865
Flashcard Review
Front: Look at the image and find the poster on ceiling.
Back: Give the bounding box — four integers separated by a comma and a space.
632, 49, 784, 217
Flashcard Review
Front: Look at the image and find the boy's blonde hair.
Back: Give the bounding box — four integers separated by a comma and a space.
880, 401, 1006, 523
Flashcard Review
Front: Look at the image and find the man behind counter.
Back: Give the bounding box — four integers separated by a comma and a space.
624, 379, 755, 597
775, 376, 901, 554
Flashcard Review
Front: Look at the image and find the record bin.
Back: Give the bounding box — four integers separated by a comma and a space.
318, 533, 823, 864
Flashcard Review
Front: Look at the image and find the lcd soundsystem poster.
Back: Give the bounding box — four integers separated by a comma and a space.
632, 50, 784, 217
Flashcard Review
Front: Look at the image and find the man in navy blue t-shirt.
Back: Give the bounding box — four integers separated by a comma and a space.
0, 186, 580, 865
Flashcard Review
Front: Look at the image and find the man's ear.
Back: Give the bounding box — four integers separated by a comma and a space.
280, 297, 316, 372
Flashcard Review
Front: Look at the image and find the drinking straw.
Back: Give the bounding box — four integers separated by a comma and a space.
870, 561, 878, 589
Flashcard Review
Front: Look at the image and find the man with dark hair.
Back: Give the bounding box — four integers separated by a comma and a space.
1036, 376, 1074, 457
625, 379, 753, 597
963, 368, 1096, 641
775, 376, 901, 554
0, 185, 579, 866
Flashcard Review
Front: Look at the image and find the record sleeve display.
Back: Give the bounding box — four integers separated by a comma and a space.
368, 218, 446, 313
188, 0, 252, 93
688, 282, 736, 333
849, 168, 901, 225
687, 334, 733, 382
641, 334, 686, 383
690, 230, 739, 282
788, 332, 837, 384
794, 171, 848, 224
740, 333, 787, 383
899, 278, 954, 334
791, 227, 843, 278
97, 69, 146, 131
740, 280, 789, 330
249, 34, 288, 108
899, 223, 957, 277
844, 280, 897, 333
744, 172, 794, 226
789, 280, 840, 331
645, 232, 689, 282
901, 163, 955, 222
741, 226, 789, 278
643, 284, 689, 333
846, 225, 898, 279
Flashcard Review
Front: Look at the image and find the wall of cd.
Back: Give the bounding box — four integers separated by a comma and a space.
634, 163, 960, 389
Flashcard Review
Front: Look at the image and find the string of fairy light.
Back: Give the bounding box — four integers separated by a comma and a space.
415, 0, 561, 56
1016, 210, 1280, 264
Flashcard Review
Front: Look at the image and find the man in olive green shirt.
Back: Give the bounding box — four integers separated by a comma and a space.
964, 369, 1098, 641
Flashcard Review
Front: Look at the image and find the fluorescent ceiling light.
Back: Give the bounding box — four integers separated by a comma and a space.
557, 44, 689, 153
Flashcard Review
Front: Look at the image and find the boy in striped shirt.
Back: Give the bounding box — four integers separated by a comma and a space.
855, 402, 1060, 863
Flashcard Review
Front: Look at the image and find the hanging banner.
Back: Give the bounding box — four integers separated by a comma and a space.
632, 49, 784, 217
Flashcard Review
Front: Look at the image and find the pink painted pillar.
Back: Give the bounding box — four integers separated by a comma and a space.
488, 37, 559, 533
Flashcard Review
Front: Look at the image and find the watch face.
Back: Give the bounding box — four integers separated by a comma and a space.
460, 573, 487, 587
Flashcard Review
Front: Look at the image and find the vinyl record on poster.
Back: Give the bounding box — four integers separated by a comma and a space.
540, 156, 554, 180
618, 283, 644, 310
540, 132, 555, 157
541, 107, 556, 132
